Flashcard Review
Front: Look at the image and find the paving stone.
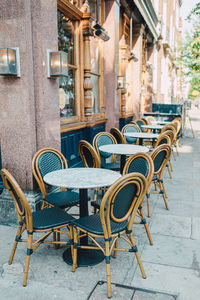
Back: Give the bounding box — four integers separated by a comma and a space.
133, 262, 199, 300
150, 214, 191, 238
133, 290, 176, 300
142, 235, 200, 270
191, 217, 200, 240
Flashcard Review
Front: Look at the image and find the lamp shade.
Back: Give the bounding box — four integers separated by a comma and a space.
49, 51, 68, 77
0, 48, 18, 75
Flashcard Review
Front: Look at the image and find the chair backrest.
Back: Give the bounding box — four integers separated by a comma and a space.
32, 148, 67, 198
78, 140, 101, 168
133, 119, 147, 132
93, 132, 117, 165
121, 123, 141, 144
163, 130, 175, 146
150, 144, 171, 176
160, 124, 176, 135
1, 169, 33, 231
100, 173, 147, 239
172, 118, 181, 138
154, 132, 171, 148
123, 153, 154, 190
144, 116, 157, 124
110, 127, 126, 144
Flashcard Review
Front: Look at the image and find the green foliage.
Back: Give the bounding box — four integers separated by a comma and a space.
181, 3, 200, 99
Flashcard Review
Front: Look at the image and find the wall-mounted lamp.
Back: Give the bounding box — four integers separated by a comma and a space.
93, 23, 110, 41
0, 47, 20, 77
128, 52, 138, 62
117, 75, 126, 89
47, 50, 68, 78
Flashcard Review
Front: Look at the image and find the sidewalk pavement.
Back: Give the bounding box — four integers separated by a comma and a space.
0, 107, 200, 300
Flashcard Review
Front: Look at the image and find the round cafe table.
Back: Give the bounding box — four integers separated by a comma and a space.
43, 168, 121, 267
123, 132, 159, 146
99, 144, 149, 174
141, 124, 164, 133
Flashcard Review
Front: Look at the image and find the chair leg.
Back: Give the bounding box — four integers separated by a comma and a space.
129, 235, 146, 279
162, 181, 168, 198
113, 238, 118, 259
169, 160, 173, 172
23, 234, 33, 286
167, 164, 172, 179
9, 225, 23, 265
159, 181, 169, 210
72, 227, 78, 272
105, 241, 112, 298
56, 232, 60, 249
146, 193, 151, 218
139, 208, 153, 245
53, 232, 57, 250
172, 149, 176, 161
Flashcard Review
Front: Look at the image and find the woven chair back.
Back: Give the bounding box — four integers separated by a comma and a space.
133, 119, 147, 132
1, 169, 33, 230
121, 123, 141, 144
144, 116, 157, 124
78, 140, 101, 168
172, 118, 181, 137
160, 124, 176, 135
110, 127, 126, 144
32, 148, 67, 198
123, 152, 154, 190
100, 173, 147, 238
150, 144, 171, 175
154, 132, 171, 148
93, 132, 117, 159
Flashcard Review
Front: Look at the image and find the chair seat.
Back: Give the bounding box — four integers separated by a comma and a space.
72, 213, 127, 235
45, 190, 79, 209
24, 207, 75, 230
101, 162, 120, 171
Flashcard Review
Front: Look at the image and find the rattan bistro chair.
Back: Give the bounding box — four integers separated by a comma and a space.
153, 132, 172, 179
71, 173, 147, 298
144, 115, 157, 124
1, 168, 74, 287
32, 148, 79, 210
121, 123, 141, 144
110, 127, 126, 144
123, 153, 154, 242
78, 140, 101, 204
93, 132, 120, 171
150, 144, 172, 211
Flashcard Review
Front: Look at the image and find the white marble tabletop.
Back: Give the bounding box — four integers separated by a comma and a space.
141, 124, 164, 130
152, 121, 171, 125
124, 132, 159, 139
43, 168, 121, 189
99, 144, 149, 155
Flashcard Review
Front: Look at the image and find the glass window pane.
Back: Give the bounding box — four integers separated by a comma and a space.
58, 11, 76, 118
91, 74, 99, 114
59, 69, 75, 118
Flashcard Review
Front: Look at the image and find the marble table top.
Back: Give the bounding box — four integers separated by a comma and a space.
43, 168, 121, 189
152, 121, 171, 125
99, 144, 149, 155
141, 124, 164, 130
124, 132, 159, 139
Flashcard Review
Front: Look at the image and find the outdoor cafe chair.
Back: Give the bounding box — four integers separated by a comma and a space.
32, 148, 80, 211
132, 118, 147, 132
121, 123, 141, 144
153, 132, 172, 179
161, 125, 177, 160
110, 127, 126, 144
1, 168, 74, 287
78, 140, 102, 206
71, 173, 147, 298
123, 152, 154, 241
93, 132, 120, 171
144, 115, 157, 124
149, 144, 172, 211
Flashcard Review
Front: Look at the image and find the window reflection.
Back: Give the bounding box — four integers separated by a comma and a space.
58, 11, 76, 118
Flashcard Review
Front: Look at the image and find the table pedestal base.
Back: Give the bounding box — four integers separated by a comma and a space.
63, 247, 104, 267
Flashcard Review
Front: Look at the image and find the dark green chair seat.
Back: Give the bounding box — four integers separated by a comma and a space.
45, 190, 79, 209
72, 213, 127, 235
24, 207, 75, 230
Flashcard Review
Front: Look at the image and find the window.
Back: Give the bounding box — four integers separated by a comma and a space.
58, 11, 77, 118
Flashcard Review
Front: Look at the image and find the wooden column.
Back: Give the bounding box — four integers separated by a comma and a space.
81, 1, 93, 119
